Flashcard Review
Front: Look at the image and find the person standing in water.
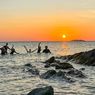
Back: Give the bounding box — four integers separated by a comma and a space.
43, 46, 51, 53
0, 47, 6, 55
37, 42, 41, 53
3, 43, 10, 54
24, 46, 37, 53
10, 45, 19, 55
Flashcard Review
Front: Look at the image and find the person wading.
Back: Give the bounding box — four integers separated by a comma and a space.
43, 46, 51, 53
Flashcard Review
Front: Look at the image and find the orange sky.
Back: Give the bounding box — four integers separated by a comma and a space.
0, 0, 95, 41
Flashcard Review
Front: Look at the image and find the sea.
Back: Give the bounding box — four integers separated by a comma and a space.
0, 41, 95, 95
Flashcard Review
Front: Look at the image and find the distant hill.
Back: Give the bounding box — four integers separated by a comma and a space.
71, 40, 86, 42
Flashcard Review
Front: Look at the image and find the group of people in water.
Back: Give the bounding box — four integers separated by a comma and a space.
0, 42, 51, 55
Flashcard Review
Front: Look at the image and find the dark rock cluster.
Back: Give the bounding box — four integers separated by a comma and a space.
61, 49, 95, 66
24, 48, 95, 95
44, 57, 74, 69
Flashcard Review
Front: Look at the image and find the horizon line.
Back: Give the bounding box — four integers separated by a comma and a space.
0, 40, 95, 43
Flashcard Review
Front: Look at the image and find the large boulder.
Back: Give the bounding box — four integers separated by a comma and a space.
27, 86, 54, 95
24, 63, 39, 75
40, 70, 56, 79
62, 49, 95, 66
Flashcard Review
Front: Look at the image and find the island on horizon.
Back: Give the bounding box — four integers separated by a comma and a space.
71, 40, 86, 42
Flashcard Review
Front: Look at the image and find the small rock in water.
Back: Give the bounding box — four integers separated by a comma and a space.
44, 56, 55, 63
67, 69, 86, 78
44, 64, 51, 68
27, 86, 54, 95
79, 68, 85, 71
24, 63, 39, 75
25, 63, 33, 67
55, 62, 74, 70
40, 70, 56, 79
28, 68, 39, 75
56, 70, 66, 78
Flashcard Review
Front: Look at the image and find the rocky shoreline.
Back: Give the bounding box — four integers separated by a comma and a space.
25, 49, 95, 95
59, 49, 95, 66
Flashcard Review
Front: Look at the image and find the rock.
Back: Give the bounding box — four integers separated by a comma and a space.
40, 70, 56, 79
56, 71, 66, 78
44, 56, 55, 63
67, 69, 86, 78
55, 62, 74, 70
25, 63, 33, 67
28, 68, 39, 75
44, 57, 56, 68
24, 63, 39, 75
27, 86, 54, 95
40, 70, 75, 82
79, 68, 85, 71
62, 49, 95, 66
44, 64, 51, 68
44, 59, 74, 70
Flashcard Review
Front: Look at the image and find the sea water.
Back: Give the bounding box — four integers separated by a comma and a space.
0, 41, 95, 95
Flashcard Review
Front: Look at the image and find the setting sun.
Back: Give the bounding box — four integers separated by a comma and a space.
62, 34, 66, 39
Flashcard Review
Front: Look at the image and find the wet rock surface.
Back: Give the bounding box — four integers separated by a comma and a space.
40, 70, 57, 79
24, 63, 39, 75
55, 62, 74, 69
67, 69, 86, 78
60, 49, 95, 66
44, 57, 74, 69
25, 52, 89, 95
44, 56, 55, 63
42, 57, 86, 80
40, 68, 86, 80
27, 86, 54, 95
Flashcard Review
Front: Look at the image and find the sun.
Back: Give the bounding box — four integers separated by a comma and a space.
62, 34, 66, 39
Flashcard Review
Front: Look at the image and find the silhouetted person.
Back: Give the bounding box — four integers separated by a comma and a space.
24, 46, 32, 53
43, 46, 51, 53
24, 46, 37, 53
0, 47, 6, 55
3, 43, 10, 54
37, 42, 41, 53
10, 45, 19, 55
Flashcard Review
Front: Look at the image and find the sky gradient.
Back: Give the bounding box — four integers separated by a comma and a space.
0, 0, 95, 41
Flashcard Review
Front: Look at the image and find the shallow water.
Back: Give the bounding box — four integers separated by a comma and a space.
0, 42, 95, 95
